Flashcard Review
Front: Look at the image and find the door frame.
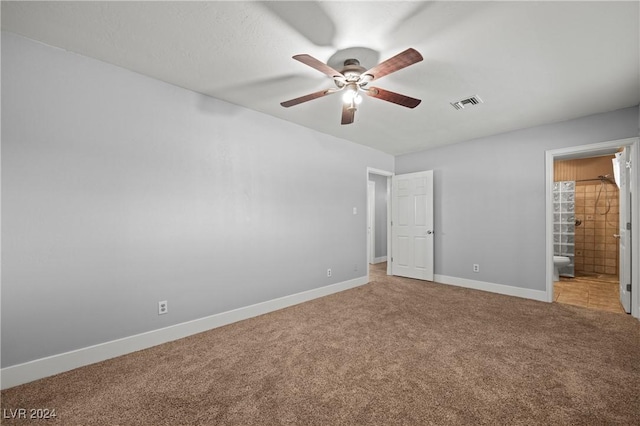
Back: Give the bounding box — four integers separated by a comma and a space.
618, 146, 632, 313
366, 167, 393, 277
545, 137, 639, 319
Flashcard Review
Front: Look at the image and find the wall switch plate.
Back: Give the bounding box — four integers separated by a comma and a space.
158, 300, 168, 315
353, 207, 357, 215
473, 264, 480, 273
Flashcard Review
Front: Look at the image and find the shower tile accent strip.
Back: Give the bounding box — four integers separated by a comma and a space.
553, 181, 575, 277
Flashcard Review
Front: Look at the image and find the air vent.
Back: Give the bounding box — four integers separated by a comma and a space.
451, 95, 483, 110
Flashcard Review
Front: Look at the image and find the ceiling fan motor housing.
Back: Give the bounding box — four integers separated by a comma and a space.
337, 58, 367, 86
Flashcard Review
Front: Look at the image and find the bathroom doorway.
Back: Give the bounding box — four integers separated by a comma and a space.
545, 138, 639, 319
556, 158, 619, 272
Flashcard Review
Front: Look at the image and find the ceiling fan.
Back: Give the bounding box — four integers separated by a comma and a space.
281, 48, 423, 125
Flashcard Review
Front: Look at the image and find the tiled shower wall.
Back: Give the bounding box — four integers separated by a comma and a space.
574, 183, 619, 276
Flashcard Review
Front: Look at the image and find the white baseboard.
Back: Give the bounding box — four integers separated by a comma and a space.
373, 256, 387, 264
434, 274, 548, 302
1, 276, 369, 390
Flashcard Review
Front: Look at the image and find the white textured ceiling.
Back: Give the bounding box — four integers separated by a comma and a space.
2, 1, 639, 155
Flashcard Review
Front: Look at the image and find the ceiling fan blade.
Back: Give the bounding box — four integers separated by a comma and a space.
366, 87, 421, 108
280, 89, 335, 108
341, 104, 355, 125
293, 54, 344, 79
363, 48, 423, 81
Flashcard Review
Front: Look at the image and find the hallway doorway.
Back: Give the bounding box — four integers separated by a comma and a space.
366, 167, 392, 278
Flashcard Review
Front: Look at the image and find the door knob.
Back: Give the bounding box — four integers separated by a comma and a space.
426, 230, 433, 235
613, 234, 621, 239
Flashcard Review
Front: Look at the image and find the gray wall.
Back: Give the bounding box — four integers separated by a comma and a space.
1, 32, 393, 367
368, 173, 388, 259
396, 106, 639, 291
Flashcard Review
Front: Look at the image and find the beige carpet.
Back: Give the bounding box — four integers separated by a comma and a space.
2, 267, 640, 425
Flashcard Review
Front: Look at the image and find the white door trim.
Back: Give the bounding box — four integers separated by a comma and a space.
619, 146, 632, 312
366, 167, 393, 278
545, 137, 639, 319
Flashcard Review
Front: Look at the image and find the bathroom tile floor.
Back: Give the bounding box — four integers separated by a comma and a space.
554, 274, 625, 314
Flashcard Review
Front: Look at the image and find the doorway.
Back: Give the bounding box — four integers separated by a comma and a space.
367, 180, 376, 265
366, 167, 436, 282
545, 137, 639, 319
553, 155, 622, 313
367, 168, 392, 278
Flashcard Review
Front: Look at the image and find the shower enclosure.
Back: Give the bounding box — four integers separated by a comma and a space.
553, 181, 575, 277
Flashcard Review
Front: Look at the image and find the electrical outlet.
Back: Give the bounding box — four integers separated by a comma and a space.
327, 268, 332, 277
158, 300, 168, 315
473, 264, 480, 273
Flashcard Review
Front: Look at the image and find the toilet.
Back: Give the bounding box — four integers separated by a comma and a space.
553, 256, 571, 281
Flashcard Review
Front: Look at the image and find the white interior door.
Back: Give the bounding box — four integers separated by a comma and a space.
618, 148, 631, 313
391, 170, 434, 281
367, 181, 376, 264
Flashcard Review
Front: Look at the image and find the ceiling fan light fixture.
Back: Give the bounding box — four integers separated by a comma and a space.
281, 48, 423, 124
342, 84, 361, 104
345, 92, 362, 106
